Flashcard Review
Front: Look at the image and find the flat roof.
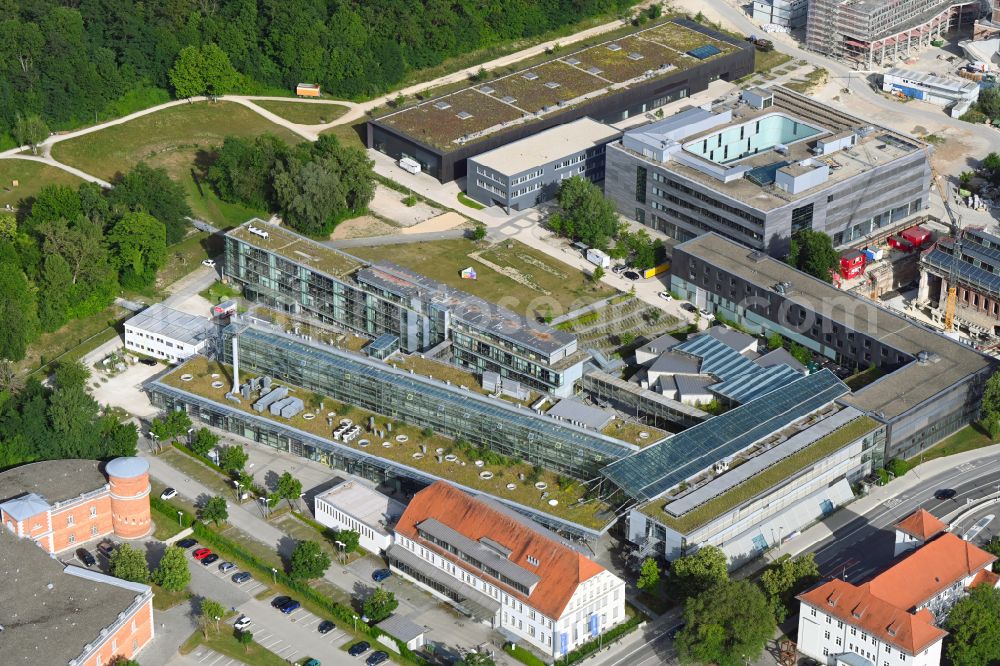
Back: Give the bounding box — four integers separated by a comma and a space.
376, 614, 426, 642
228, 219, 362, 278
126, 303, 214, 346
885, 68, 978, 94
470, 117, 621, 175
616, 86, 926, 211
1, 536, 150, 665
675, 233, 993, 419
374, 19, 741, 151
316, 479, 404, 535
0, 460, 107, 506
547, 398, 615, 430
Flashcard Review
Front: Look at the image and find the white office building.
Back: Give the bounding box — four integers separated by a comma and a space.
387, 481, 626, 658
314, 479, 404, 553
881, 68, 980, 116
124, 303, 215, 363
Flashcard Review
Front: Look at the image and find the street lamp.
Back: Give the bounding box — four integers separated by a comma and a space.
271, 567, 277, 584
177, 510, 183, 527
234, 481, 241, 502
353, 614, 358, 631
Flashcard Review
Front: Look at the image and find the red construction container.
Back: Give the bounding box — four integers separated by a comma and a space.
888, 235, 915, 252
901, 226, 931, 249
840, 250, 866, 279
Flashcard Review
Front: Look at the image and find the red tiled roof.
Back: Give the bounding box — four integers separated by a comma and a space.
394, 481, 605, 619
970, 568, 1000, 589
868, 532, 996, 610
894, 509, 946, 541
798, 580, 946, 655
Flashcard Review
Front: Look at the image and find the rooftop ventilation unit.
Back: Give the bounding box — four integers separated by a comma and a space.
433, 101, 451, 110
522, 72, 539, 81
501, 95, 517, 104
587, 66, 603, 75
627, 52, 644, 61
479, 85, 495, 94
456, 111, 473, 120
565, 57, 581, 66
246, 224, 269, 240
607, 43, 622, 51
544, 81, 561, 89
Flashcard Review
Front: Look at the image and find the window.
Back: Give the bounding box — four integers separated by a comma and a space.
90, 506, 97, 518
91, 525, 98, 536
68, 533, 75, 544
791, 203, 814, 233
67, 515, 74, 526
635, 166, 647, 204
824, 631, 830, 639
810, 609, 816, 617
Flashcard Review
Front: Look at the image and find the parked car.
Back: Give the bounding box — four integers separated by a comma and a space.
279, 599, 301, 614
372, 568, 392, 583
271, 596, 292, 609
201, 553, 220, 565
699, 308, 713, 319
612, 264, 626, 274
234, 616, 252, 631
935, 488, 957, 500
623, 270, 641, 281
139, 358, 158, 366
657, 291, 673, 301
219, 561, 236, 573
176, 538, 198, 549
160, 487, 177, 500
232, 571, 252, 584
192, 548, 213, 560
318, 620, 335, 634
680, 302, 697, 313
348, 642, 371, 656
303, 660, 321, 666
202, 259, 216, 267
97, 540, 116, 559
76, 548, 97, 567
366, 651, 389, 666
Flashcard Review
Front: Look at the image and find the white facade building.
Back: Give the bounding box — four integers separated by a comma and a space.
881, 68, 980, 116
124, 303, 214, 363
314, 479, 404, 553
387, 481, 627, 658
796, 509, 999, 666
752, 0, 808, 28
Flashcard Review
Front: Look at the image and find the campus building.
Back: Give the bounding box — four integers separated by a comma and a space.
388, 481, 627, 658
669, 233, 994, 461
0, 458, 152, 554
465, 118, 621, 210
881, 68, 980, 116
314, 479, 405, 553
223, 220, 587, 397
1, 534, 155, 666
602, 370, 885, 567
796, 509, 999, 666
124, 303, 216, 363
368, 19, 753, 182
752, 0, 808, 29
805, 0, 980, 69
604, 86, 932, 255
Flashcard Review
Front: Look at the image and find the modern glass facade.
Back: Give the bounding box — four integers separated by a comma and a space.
222, 324, 631, 479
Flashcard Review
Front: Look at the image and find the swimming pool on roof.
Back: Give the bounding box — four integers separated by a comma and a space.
683, 112, 825, 165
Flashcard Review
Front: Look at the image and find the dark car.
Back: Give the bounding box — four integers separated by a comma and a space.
623, 271, 641, 281
935, 488, 957, 500
232, 571, 252, 584
667, 623, 686, 640
176, 538, 198, 549
271, 595, 292, 609
303, 660, 321, 666
96, 540, 116, 559
680, 303, 697, 313
372, 568, 392, 583
318, 620, 335, 634
279, 599, 301, 614
366, 651, 389, 666
76, 548, 97, 567
139, 358, 158, 366
201, 553, 220, 565
348, 642, 370, 656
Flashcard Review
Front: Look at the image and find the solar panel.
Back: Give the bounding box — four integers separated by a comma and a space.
687, 44, 722, 60
600, 370, 849, 501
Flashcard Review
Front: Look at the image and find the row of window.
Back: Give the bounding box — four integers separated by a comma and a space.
66, 525, 101, 543
511, 168, 543, 185
66, 506, 100, 525
316, 500, 379, 543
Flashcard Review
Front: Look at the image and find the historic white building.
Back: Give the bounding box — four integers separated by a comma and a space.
796, 510, 999, 666
387, 481, 626, 658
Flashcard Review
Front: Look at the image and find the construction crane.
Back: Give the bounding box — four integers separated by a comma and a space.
932, 159, 962, 332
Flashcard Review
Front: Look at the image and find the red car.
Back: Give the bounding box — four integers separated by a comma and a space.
193, 548, 213, 560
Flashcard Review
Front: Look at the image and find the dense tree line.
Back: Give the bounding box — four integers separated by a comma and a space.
0, 163, 188, 361
207, 134, 374, 237
0, 361, 138, 470
0, 0, 636, 141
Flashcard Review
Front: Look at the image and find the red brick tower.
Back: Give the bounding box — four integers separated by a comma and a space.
106, 457, 152, 539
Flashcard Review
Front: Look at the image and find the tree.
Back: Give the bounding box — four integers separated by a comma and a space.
549, 176, 620, 250
199, 598, 227, 637
108, 163, 191, 244
48, 361, 102, 458
591, 265, 605, 282
981, 370, 1000, 438
959, 171, 974, 188
109, 543, 150, 584
459, 651, 496, 666
169, 45, 205, 98
0, 359, 25, 393
38, 253, 73, 331
189, 427, 219, 457
153, 545, 191, 592
13, 112, 48, 154
275, 471, 303, 509
363, 587, 398, 623
676, 580, 775, 666
201, 495, 229, 526
199, 43, 240, 96
238, 630, 254, 653
670, 545, 728, 600
983, 537, 1000, 572
0, 259, 38, 361
471, 224, 487, 241
289, 540, 331, 580
759, 554, 820, 622
0, 212, 16, 241
788, 230, 839, 282
984, 152, 1000, 184
108, 658, 140, 666
106, 211, 167, 289
945, 585, 1000, 666
637, 557, 660, 591
336, 529, 361, 554
767, 332, 783, 350
978, 88, 1000, 123
218, 445, 249, 473
206, 135, 289, 209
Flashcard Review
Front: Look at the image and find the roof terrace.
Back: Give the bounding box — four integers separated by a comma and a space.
229, 219, 362, 278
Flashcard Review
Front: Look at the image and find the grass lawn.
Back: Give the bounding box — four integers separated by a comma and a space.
183, 169, 265, 229
153, 231, 225, 289
23, 304, 128, 374
457, 192, 485, 210
0, 159, 84, 212
754, 50, 793, 73
152, 583, 192, 611
320, 121, 367, 151
181, 625, 289, 666
351, 238, 615, 317
916, 424, 997, 463
200, 280, 241, 305
253, 100, 349, 125
161, 448, 234, 498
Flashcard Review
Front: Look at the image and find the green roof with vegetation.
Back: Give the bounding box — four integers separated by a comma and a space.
228, 221, 362, 277
641, 415, 878, 533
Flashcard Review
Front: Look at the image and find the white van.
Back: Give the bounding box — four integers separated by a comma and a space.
398, 157, 421, 174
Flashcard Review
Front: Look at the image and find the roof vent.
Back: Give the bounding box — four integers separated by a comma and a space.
627, 52, 644, 61
523, 72, 540, 81
565, 57, 581, 66
479, 85, 495, 95
587, 66, 603, 75
917, 350, 929, 363
748, 250, 765, 263
456, 111, 473, 120
433, 101, 451, 110
607, 43, 622, 52
47, 583, 53, 590
544, 81, 561, 89
501, 95, 517, 104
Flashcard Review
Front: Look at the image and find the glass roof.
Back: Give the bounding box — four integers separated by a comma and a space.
600, 369, 849, 501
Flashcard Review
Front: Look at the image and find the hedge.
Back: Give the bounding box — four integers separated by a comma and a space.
563, 613, 644, 664
171, 441, 229, 476
190, 522, 426, 666
150, 495, 196, 528
505, 644, 547, 666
